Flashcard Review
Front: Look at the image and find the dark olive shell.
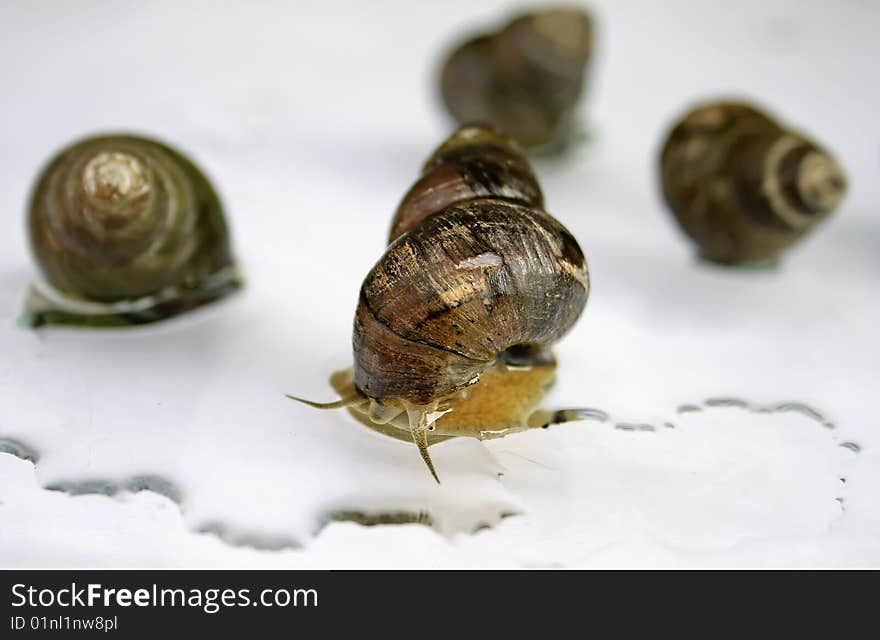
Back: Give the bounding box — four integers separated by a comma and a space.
439, 8, 593, 150
28, 135, 235, 304
659, 101, 847, 264
356, 198, 587, 405
389, 125, 543, 242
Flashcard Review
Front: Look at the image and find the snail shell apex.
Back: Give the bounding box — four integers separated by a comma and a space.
659, 101, 847, 264
26, 134, 238, 324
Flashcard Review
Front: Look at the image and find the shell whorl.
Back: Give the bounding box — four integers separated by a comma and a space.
490, 9, 593, 94
29, 135, 233, 302
389, 125, 543, 242
659, 101, 847, 264
439, 7, 593, 150
354, 126, 588, 407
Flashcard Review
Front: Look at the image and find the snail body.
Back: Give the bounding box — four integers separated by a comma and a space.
439, 7, 593, 151
659, 101, 847, 265
292, 126, 589, 481
25, 134, 240, 326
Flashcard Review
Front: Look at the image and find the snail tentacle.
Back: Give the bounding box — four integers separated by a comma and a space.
407, 406, 441, 484
285, 394, 363, 410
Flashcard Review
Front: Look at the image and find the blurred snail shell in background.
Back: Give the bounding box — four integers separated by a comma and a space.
292, 125, 589, 481
25, 134, 241, 327
659, 101, 847, 265
439, 6, 593, 151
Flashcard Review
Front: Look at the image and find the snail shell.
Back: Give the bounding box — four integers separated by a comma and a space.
290, 126, 588, 481
439, 7, 593, 151
26, 134, 239, 326
659, 101, 847, 265
389, 125, 544, 242
356, 199, 587, 407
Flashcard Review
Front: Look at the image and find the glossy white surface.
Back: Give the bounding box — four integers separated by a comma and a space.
0, 0, 877, 567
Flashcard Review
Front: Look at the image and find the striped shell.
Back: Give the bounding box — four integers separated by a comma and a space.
26, 134, 238, 325
659, 101, 847, 264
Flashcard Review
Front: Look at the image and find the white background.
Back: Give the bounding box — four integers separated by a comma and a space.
0, 0, 877, 567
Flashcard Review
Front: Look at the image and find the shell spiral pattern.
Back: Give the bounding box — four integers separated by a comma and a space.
659, 101, 847, 264
26, 134, 239, 326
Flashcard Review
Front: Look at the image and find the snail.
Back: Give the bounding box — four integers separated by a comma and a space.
291, 125, 589, 481
439, 6, 593, 152
659, 100, 847, 265
23, 134, 241, 327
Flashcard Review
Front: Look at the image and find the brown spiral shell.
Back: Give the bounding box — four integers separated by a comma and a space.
659, 101, 847, 264
27, 134, 238, 323
389, 125, 544, 242
439, 7, 593, 151
353, 125, 589, 407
